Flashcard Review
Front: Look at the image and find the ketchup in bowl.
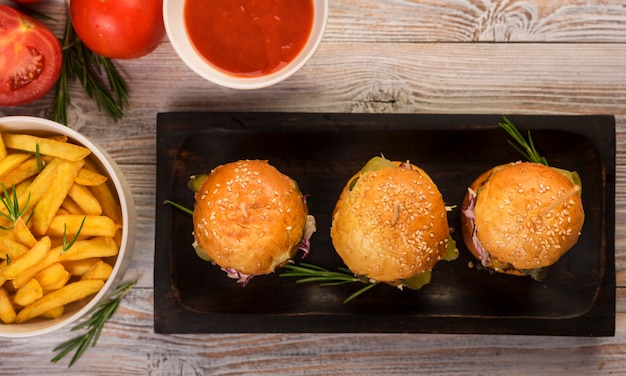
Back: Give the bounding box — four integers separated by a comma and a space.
184, 0, 314, 77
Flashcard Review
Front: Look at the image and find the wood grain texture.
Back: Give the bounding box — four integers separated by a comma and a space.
329, 0, 626, 42
1, 0, 626, 374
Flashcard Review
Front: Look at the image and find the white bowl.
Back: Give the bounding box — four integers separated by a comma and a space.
0, 116, 136, 338
164, 0, 328, 90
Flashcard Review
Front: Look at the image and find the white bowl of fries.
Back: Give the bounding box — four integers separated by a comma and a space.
0, 116, 136, 338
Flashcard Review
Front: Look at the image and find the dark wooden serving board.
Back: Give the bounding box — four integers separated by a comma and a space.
154, 112, 615, 336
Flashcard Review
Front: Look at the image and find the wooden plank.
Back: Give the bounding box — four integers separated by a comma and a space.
120, 43, 626, 115
1, 288, 626, 373
329, 0, 626, 42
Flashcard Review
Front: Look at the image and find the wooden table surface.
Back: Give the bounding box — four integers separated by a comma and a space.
2, 0, 626, 374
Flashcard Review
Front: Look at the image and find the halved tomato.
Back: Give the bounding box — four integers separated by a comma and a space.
0, 5, 62, 107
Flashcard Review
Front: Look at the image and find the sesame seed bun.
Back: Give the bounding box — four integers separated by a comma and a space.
461, 162, 584, 274
330, 162, 450, 283
193, 160, 308, 277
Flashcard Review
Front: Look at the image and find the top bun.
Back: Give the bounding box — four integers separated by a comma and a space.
193, 160, 308, 277
330, 161, 450, 283
461, 162, 584, 272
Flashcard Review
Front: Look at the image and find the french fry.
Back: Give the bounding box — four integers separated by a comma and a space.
0, 236, 30, 261
0, 157, 63, 229
32, 159, 84, 235
15, 279, 104, 324
9, 244, 59, 290
0, 236, 50, 286
0, 153, 30, 180
56, 208, 71, 216
13, 177, 32, 198
35, 263, 71, 291
81, 260, 113, 281
62, 258, 100, 276
0, 132, 7, 161
47, 135, 68, 143
85, 159, 122, 225
0, 156, 49, 189
0, 288, 16, 324
13, 217, 37, 248
57, 236, 119, 262
47, 215, 118, 238
75, 168, 107, 186
40, 305, 64, 319
12, 278, 43, 307
61, 196, 84, 215
68, 182, 102, 215
3, 133, 91, 162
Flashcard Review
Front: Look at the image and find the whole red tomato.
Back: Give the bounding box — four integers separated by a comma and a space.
70, 0, 165, 59
0, 5, 62, 107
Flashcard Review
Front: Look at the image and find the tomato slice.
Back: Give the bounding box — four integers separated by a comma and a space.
0, 5, 62, 107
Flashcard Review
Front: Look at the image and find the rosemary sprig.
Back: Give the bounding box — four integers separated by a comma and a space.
51, 280, 136, 367
35, 143, 44, 172
499, 116, 548, 166
0, 184, 30, 229
163, 200, 194, 216
281, 263, 379, 303
50, 16, 129, 125
62, 215, 86, 253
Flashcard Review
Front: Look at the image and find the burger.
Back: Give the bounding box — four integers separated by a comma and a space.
330, 156, 458, 290
190, 159, 316, 285
460, 161, 584, 281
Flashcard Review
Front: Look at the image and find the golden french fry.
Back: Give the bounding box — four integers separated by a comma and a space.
14, 177, 32, 198
57, 237, 119, 262
0, 236, 29, 260
85, 159, 122, 225
90, 183, 123, 226
3, 133, 91, 162
35, 262, 71, 291
61, 196, 84, 215
0, 153, 30, 181
0, 156, 50, 189
13, 217, 37, 248
56, 208, 71, 216
0, 236, 50, 286
68, 183, 102, 215
9, 244, 59, 290
47, 135, 68, 143
40, 305, 64, 319
0, 132, 7, 161
0, 158, 63, 229
62, 258, 100, 276
15, 279, 104, 323
0, 288, 16, 324
32, 159, 85, 235
81, 260, 113, 281
47, 215, 118, 238
12, 278, 43, 307
75, 168, 107, 186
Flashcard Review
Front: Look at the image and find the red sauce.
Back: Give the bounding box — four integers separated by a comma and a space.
184, 0, 314, 77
